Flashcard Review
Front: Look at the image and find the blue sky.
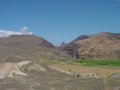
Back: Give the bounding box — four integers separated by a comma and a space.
0, 0, 120, 45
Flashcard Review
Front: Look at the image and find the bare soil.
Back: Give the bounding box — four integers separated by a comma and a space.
0, 61, 119, 90
0, 62, 104, 90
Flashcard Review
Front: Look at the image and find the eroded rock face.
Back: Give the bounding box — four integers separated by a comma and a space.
0, 61, 32, 79
59, 42, 80, 59
23, 63, 47, 72
63, 47, 79, 59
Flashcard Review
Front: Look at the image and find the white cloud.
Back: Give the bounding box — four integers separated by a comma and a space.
0, 26, 33, 38
20, 26, 33, 35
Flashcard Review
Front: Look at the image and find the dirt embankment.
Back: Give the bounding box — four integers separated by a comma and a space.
0, 61, 31, 79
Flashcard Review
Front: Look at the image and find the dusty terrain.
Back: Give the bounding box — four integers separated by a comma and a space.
0, 61, 104, 90
50, 61, 120, 78
0, 60, 119, 90
0, 61, 32, 79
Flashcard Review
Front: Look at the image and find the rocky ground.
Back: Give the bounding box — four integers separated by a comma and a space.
0, 61, 104, 90
0, 61, 119, 90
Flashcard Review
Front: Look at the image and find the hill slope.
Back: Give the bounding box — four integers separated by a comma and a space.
0, 35, 69, 62
63, 32, 120, 59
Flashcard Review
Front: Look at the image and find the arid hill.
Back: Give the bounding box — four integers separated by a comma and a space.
0, 35, 69, 62
0, 34, 119, 90
62, 32, 120, 59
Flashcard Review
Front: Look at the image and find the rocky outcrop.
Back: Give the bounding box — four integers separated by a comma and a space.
0, 61, 32, 79
23, 63, 47, 72
63, 47, 79, 59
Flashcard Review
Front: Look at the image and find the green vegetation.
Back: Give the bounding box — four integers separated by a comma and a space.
75, 59, 120, 67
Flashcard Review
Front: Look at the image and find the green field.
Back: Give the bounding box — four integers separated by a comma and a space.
75, 59, 120, 67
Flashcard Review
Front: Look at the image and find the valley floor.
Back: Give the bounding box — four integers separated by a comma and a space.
50, 61, 120, 78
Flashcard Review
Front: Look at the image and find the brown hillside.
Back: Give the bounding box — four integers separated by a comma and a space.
63, 32, 120, 59
0, 35, 69, 62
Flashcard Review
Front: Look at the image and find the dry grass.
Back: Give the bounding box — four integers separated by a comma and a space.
48, 61, 120, 78
0, 62, 104, 90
